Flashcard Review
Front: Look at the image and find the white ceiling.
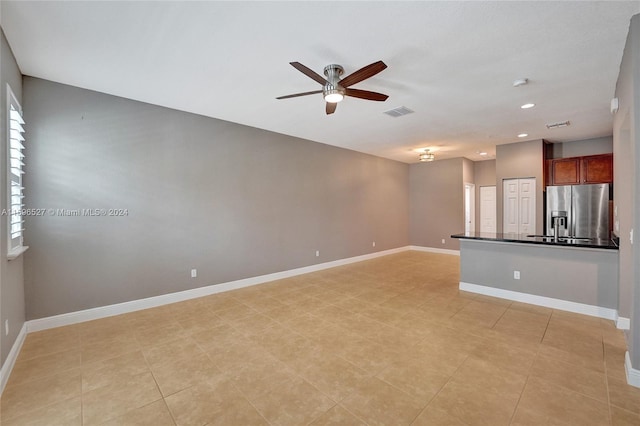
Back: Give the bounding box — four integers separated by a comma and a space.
2, 1, 639, 163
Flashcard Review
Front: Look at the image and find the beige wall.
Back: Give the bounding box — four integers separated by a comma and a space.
496, 139, 545, 235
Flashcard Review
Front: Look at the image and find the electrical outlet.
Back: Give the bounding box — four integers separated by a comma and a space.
4, 320, 8, 336
316, 250, 320, 257
372, 241, 376, 247
190, 269, 197, 278
441, 239, 445, 244
514, 271, 520, 280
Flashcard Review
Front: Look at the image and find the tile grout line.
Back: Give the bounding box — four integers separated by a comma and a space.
410, 353, 471, 425
508, 374, 532, 425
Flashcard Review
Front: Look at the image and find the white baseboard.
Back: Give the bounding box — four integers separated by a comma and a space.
459, 281, 618, 321
0, 323, 27, 395
625, 352, 640, 388
410, 245, 460, 256
27, 246, 412, 333
616, 316, 631, 330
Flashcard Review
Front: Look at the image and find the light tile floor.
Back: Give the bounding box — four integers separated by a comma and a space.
1, 251, 638, 425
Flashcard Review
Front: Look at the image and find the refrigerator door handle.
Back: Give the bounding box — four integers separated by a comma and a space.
571, 194, 576, 237
570, 187, 575, 237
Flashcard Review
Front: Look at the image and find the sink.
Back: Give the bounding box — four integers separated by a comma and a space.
526, 235, 556, 241
525, 235, 592, 243
558, 237, 592, 243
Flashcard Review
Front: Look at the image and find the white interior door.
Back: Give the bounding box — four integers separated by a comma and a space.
518, 178, 536, 235
503, 180, 520, 233
464, 183, 476, 233
503, 178, 536, 234
480, 186, 496, 233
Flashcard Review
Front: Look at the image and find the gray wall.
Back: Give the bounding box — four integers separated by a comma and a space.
0, 29, 25, 366
613, 14, 639, 368
459, 239, 618, 310
496, 139, 545, 234
473, 159, 496, 230
549, 136, 613, 159
462, 158, 475, 231
22, 77, 410, 319
462, 157, 474, 185
409, 158, 464, 250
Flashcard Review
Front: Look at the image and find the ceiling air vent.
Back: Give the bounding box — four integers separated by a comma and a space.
546, 120, 570, 129
383, 106, 414, 118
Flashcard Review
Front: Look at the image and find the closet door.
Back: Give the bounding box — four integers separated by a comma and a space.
518, 178, 536, 235
503, 178, 536, 234
503, 180, 520, 234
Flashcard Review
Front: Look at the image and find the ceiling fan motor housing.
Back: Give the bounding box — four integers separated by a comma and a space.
323, 64, 345, 99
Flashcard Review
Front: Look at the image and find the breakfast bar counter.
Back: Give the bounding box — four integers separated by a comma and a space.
451, 232, 620, 319
451, 232, 619, 250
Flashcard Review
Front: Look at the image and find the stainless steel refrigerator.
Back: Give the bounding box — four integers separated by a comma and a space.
546, 184, 609, 239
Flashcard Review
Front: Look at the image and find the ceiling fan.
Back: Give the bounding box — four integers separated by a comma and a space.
276, 61, 389, 115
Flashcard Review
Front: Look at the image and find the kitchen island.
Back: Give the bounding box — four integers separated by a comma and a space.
452, 232, 621, 322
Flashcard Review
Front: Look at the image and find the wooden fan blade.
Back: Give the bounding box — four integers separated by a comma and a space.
340, 61, 387, 88
276, 90, 323, 100
345, 88, 388, 101
290, 62, 327, 85
326, 102, 337, 115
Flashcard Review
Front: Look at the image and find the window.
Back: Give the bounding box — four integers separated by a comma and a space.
7, 86, 27, 258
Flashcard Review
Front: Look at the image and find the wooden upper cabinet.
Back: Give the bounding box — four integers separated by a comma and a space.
552, 158, 581, 185
582, 154, 613, 184
547, 153, 613, 185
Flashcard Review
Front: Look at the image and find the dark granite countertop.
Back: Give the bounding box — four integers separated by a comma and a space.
451, 232, 619, 250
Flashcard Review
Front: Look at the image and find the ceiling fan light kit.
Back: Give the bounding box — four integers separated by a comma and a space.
277, 60, 389, 114
323, 64, 345, 103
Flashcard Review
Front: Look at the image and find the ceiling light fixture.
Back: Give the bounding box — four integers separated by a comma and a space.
518, 133, 528, 138
521, 103, 535, 109
479, 151, 488, 156
419, 150, 435, 162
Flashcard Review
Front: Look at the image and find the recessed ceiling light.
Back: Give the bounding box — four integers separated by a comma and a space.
521, 103, 535, 109
518, 133, 528, 138
479, 151, 488, 156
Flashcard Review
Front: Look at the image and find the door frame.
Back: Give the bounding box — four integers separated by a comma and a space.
480, 185, 497, 233
464, 183, 476, 234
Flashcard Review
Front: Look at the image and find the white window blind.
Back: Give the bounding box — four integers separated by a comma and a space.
8, 89, 25, 253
